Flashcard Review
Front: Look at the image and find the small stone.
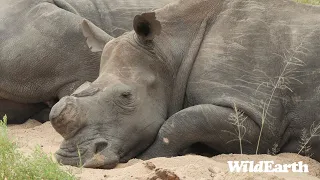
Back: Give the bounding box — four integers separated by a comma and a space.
143, 161, 156, 170
208, 167, 215, 173
155, 168, 180, 180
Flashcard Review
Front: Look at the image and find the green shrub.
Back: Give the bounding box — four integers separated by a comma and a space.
0, 115, 75, 180
296, 0, 320, 5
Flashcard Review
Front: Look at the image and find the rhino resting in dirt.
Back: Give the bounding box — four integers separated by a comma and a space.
50, 0, 320, 168
0, 0, 171, 123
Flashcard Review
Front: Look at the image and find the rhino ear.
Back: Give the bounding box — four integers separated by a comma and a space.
133, 12, 161, 43
81, 19, 113, 52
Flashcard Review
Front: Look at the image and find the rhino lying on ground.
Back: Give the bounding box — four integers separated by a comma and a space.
0, 0, 171, 123
50, 0, 320, 168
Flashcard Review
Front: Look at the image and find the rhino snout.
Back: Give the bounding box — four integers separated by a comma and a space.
82, 147, 119, 169
56, 138, 119, 169
50, 96, 86, 139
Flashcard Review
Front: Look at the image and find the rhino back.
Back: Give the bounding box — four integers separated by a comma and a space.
0, 0, 99, 102
187, 0, 320, 128
64, 0, 173, 37
0, 0, 171, 103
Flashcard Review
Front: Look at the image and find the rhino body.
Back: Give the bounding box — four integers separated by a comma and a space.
50, 0, 320, 168
0, 0, 171, 123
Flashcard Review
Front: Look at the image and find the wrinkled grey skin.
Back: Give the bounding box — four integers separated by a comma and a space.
50, 0, 320, 168
0, 0, 171, 123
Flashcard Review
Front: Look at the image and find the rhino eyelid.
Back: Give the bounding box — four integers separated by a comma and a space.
120, 91, 132, 98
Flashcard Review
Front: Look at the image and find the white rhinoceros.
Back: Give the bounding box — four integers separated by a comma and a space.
0, 0, 172, 123
50, 0, 320, 168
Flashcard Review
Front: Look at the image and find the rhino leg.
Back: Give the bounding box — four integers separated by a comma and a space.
139, 104, 263, 159
0, 99, 49, 124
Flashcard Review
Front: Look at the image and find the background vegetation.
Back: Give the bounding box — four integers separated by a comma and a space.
296, 0, 320, 5
0, 115, 75, 180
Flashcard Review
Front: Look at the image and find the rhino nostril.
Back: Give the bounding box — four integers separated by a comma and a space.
95, 141, 108, 154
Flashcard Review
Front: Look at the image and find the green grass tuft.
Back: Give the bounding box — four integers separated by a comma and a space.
295, 0, 320, 5
0, 115, 76, 180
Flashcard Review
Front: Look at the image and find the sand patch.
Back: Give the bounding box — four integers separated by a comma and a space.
7, 120, 320, 180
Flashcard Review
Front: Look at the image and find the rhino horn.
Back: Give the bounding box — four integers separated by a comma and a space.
49, 96, 86, 139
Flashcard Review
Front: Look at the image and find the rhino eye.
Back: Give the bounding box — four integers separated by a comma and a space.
120, 91, 132, 99
112, 84, 134, 101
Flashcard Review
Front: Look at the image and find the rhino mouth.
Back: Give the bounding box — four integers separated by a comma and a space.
55, 138, 120, 169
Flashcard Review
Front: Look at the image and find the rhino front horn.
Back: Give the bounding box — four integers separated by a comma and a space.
49, 96, 86, 139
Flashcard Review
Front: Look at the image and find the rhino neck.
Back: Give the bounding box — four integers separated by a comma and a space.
153, 0, 225, 116
58, 0, 136, 37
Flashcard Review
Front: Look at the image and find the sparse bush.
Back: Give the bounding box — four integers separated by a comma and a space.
0, 115, 75, 180
223, 103, 249, 154
298, 121, 320, 156
267, 143, 280, 156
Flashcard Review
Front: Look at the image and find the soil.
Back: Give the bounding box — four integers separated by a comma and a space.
7, 120, 320, 180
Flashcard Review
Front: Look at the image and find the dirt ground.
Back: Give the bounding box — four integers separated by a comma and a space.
7, 120, 320, 180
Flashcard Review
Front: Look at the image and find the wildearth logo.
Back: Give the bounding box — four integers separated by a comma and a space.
227, 161, 309, 173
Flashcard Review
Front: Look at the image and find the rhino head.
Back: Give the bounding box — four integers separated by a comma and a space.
50, 13, 172, 168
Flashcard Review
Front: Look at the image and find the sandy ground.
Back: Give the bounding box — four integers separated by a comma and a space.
7, 120, 320, 180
